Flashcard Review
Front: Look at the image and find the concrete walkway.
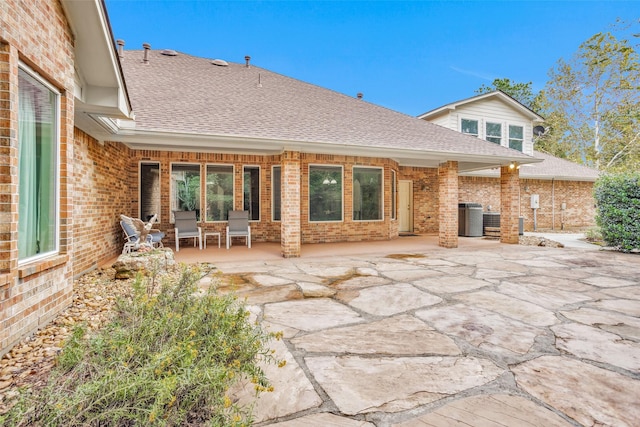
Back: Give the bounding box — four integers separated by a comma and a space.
205, 242, 639, 427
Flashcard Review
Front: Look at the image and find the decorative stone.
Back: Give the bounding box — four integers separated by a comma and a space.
112, 248, 176, 279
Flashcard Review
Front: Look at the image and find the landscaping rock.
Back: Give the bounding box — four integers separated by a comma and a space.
112, 248, 176, 279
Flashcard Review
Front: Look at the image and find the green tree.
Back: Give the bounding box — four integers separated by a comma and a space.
544, 24, 640, 171
475, 78, 538, 110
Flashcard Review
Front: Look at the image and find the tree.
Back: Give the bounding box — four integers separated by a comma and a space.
544, 24, 640, 171
475, 78, 538, 110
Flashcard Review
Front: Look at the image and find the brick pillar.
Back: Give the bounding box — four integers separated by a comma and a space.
281, 151, 301, 258
438, 161, 458, 248
500, 165, 520, 244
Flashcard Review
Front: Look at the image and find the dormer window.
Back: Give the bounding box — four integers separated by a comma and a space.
461, 118, 478, 137
486, 122, 502, 144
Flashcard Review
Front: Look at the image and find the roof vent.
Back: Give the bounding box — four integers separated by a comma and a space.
161, 49, 178, 56
245, 55, 251, 68
357, 92, 363, 99
211, 59, 229, 67
116, 39, 125, 58
142, 42, 151, 63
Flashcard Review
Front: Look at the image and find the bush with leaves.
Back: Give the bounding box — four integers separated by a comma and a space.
594, 173, 640, 252
1, 266, 280, 426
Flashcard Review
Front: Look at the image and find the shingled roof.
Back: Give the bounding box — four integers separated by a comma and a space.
114, 49, 537, 171
462, 150, 600, 181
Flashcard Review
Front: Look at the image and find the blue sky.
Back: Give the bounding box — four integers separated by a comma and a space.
105, 1, 639, 116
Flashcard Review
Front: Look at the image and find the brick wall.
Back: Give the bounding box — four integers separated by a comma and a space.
438, 161, 459, 248
1, 0, 76, 356
459, 176, 596, 231
398, 166, 439, 234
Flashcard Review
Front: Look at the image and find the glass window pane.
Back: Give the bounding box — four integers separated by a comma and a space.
140, 162, 160, 222
171, 164, 201, 220
309, 165, 342, 222
486, 122, 501, 144
461, 119, 478, 136
509, 125, 524, 151
205, 165, 233, 221
18, 68, 58, 260
272, 166, 281, 221
353, 167, 383, 221
243, 166, 260, 221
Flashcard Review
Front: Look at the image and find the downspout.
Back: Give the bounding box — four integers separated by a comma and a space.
551, 178, 555, 231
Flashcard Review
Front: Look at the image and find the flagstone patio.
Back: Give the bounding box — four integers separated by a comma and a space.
203, 238, 639, 427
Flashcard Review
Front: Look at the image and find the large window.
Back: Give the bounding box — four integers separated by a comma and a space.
205, 165, 233, 221
486, 122, 502, 144
461, 118, 478, 137
243, 166, 260, 221
509, 125, 524, 151
272, 166, 281, 221
171, 164, 201, 221
18, 67, 59, 261
140, 162, 160, 222
353, 167, 383, 221
309, 165, 342, 222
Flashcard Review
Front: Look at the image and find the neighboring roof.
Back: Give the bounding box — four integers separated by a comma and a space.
110, 50, 539, 171
61, 0, 133, 136
417, 90, 545, 123
461, 150, 600, 182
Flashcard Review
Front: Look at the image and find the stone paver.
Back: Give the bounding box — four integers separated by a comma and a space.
209, 243, 640, 426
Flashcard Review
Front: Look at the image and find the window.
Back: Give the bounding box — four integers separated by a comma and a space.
461, 118, 478, 137
391, 170, 397, 220
309, 165, 342, 222
140, 162, 160, 222
205, 164, 233, 221
272, 166, 281, 221
18, 67, 59, 261
353, 167, 383, 221
243, 166, 260, 221
171, 164, 201, 221
509, 125, 524, 151
486, 122, 502, 144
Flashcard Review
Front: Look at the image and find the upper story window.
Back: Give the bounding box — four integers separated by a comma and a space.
18, 67, 60, 262
486, 122, 502, 144
509, 125, 524, 151
461, 119, 478, 137
309, 165, 343, 222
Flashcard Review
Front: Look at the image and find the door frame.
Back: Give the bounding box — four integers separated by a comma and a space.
398, 180, 413, 233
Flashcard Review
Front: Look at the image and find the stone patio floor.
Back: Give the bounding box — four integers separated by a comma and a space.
198, 239, 640, 427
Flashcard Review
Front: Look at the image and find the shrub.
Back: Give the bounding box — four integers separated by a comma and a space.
594, 173, 640, 252
1, 266, 280, 426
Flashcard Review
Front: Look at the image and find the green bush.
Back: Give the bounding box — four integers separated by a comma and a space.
1, 266, 281, 426
594, 173, 640, 252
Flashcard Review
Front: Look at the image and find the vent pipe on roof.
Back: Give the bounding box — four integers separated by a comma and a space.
245, 55, 251, 68
142, 43, 151, 63
116, 39, 125, 58
357, 93, 363, 99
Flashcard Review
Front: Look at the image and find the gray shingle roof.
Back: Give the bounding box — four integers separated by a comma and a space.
119, 50, 535, 165
463, 150, 600, 181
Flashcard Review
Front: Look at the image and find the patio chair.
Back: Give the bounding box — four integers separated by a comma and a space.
173, 210, 202, 251
226, 210, 251, 249
120, 214, 165, 254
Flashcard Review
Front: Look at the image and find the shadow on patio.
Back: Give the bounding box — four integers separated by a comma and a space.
171, 234, 502, 264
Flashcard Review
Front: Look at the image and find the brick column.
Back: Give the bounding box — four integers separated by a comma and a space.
281, 151, 301, 258
500, 165, 520, 244
438, 161, 458, 248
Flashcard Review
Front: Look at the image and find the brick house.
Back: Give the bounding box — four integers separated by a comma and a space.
2, 0, 543, 356
419, 91, 600, 231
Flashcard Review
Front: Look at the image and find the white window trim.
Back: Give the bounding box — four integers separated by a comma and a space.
508, 123, 526, 151
352, 165, 384, 222
204, 163, 234, 223
459, 115, 482, 137
138, 161, 161, 223
308, 164, 344, 223
485, 121, 503, 145
170, 162, 201, 223
243, 165, 261, 222
18, 62, 61, 265
271, 165, 281, 222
